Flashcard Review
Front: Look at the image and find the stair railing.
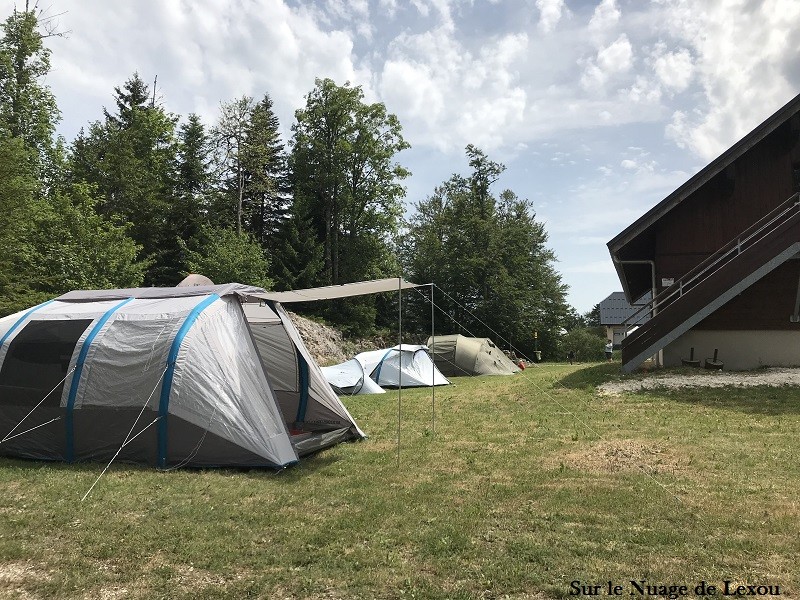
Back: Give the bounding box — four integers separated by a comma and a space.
620, 192, 800, 338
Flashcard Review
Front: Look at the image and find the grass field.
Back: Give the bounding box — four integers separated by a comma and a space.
1, 363, 798, 599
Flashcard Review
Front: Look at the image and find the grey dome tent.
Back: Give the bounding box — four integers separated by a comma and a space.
426, 334, 520, 377
0, 284, 363, 469
355, 345, 450, 388
320, 359, 386, 395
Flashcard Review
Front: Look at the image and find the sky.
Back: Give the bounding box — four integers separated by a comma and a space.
12, 0, 800, 312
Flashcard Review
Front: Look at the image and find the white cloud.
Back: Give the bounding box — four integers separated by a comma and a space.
624, 75, 662, 105
588, 0, 621, 38
379, 0, 398, 16
597, 34, 634, 74
620, 156, 656, 174
379, 28, 528, 150
410, 0, 453, 27
580, 34, 634, 91
48, 0, 365, 140
536, 0, 566, 33
410, 0, 431, 17
651, 45, 693, 92
656, 0, 800, 159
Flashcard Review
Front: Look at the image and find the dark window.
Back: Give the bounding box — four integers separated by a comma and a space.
0, 320, 92, 406
793, 162, 800, 193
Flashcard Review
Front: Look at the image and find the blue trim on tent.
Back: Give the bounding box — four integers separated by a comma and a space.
157, 294, 220, 468
294, 348, 309, 424
65, 297, 133, 463
372, 348, 397, 384
0, 299, 55, 350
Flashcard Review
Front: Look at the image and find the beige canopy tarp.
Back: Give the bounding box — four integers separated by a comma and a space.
253, 278, 421, 303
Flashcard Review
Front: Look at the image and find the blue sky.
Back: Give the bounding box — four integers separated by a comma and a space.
26, 0, 800, 312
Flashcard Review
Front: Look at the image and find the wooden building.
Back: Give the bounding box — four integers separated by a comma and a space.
607, 93, 800, 372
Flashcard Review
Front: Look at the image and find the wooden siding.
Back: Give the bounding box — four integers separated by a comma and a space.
653, 122, 800, 296
694, 259, 800, 330
622, 209, 800, 367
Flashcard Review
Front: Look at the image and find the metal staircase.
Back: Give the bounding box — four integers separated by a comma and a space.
619, 193, 800, 372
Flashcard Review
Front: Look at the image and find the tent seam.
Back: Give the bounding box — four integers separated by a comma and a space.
65, 297, 134, 463
157, 294, 220, 468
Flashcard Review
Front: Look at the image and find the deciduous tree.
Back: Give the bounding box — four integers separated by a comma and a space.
404, 147, 569, 359
180, 225, 272, 290
0, 182, 147, 315
289, 78, 409, 287
0, 3, 60, 178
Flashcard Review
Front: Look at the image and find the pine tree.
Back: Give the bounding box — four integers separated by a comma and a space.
242, 93, 288, 250
270, 207, 324, 291
70, 72, 179, 284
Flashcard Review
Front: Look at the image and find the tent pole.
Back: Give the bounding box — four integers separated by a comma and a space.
397, 276, 402, 467
431, 283, 435, 436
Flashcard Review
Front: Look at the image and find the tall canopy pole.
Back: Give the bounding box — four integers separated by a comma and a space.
431, 283, 435, 436
397, 276, 402, 467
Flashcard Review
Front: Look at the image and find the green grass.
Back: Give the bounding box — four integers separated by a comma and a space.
1, 363, 798, 599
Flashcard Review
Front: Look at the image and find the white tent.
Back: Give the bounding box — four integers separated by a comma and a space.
0, 284, 363, 469
320, 359, 386, 395
354, 345, 450, 388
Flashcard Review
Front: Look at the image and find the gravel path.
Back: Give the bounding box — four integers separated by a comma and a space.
598, 367, 800, 395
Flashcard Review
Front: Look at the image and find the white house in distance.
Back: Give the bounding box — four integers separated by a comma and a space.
599, 292, 651, 348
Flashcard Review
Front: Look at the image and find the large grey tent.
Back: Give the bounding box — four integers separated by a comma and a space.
0, 284, 363, 469
426, 334, 520, 377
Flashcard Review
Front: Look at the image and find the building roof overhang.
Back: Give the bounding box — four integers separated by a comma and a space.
607, 92, 800, 301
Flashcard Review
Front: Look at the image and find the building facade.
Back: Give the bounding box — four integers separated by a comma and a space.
607, 93, 800, 372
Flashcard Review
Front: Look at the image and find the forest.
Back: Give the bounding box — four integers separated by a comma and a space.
0, 6, 602, 360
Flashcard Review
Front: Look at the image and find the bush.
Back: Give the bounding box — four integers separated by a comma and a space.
559, 327, 606, 362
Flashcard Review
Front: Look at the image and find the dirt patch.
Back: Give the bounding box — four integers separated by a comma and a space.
0, 560, 51, 600
598, 367, 800, 396
89, 587, 129, 600
550, 439, 683, 475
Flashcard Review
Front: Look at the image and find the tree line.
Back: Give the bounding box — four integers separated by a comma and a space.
0, 6, 594, 359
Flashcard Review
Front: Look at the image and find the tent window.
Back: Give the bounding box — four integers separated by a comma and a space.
0, 319, 92, 407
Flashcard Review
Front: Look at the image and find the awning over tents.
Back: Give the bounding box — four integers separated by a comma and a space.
252, 278, 422, 303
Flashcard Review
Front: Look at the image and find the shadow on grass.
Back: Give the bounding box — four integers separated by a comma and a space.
650, 386, 800, 416
554, 363, 800, 416
0, 443, 347, 481
556, 362, 625, 390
